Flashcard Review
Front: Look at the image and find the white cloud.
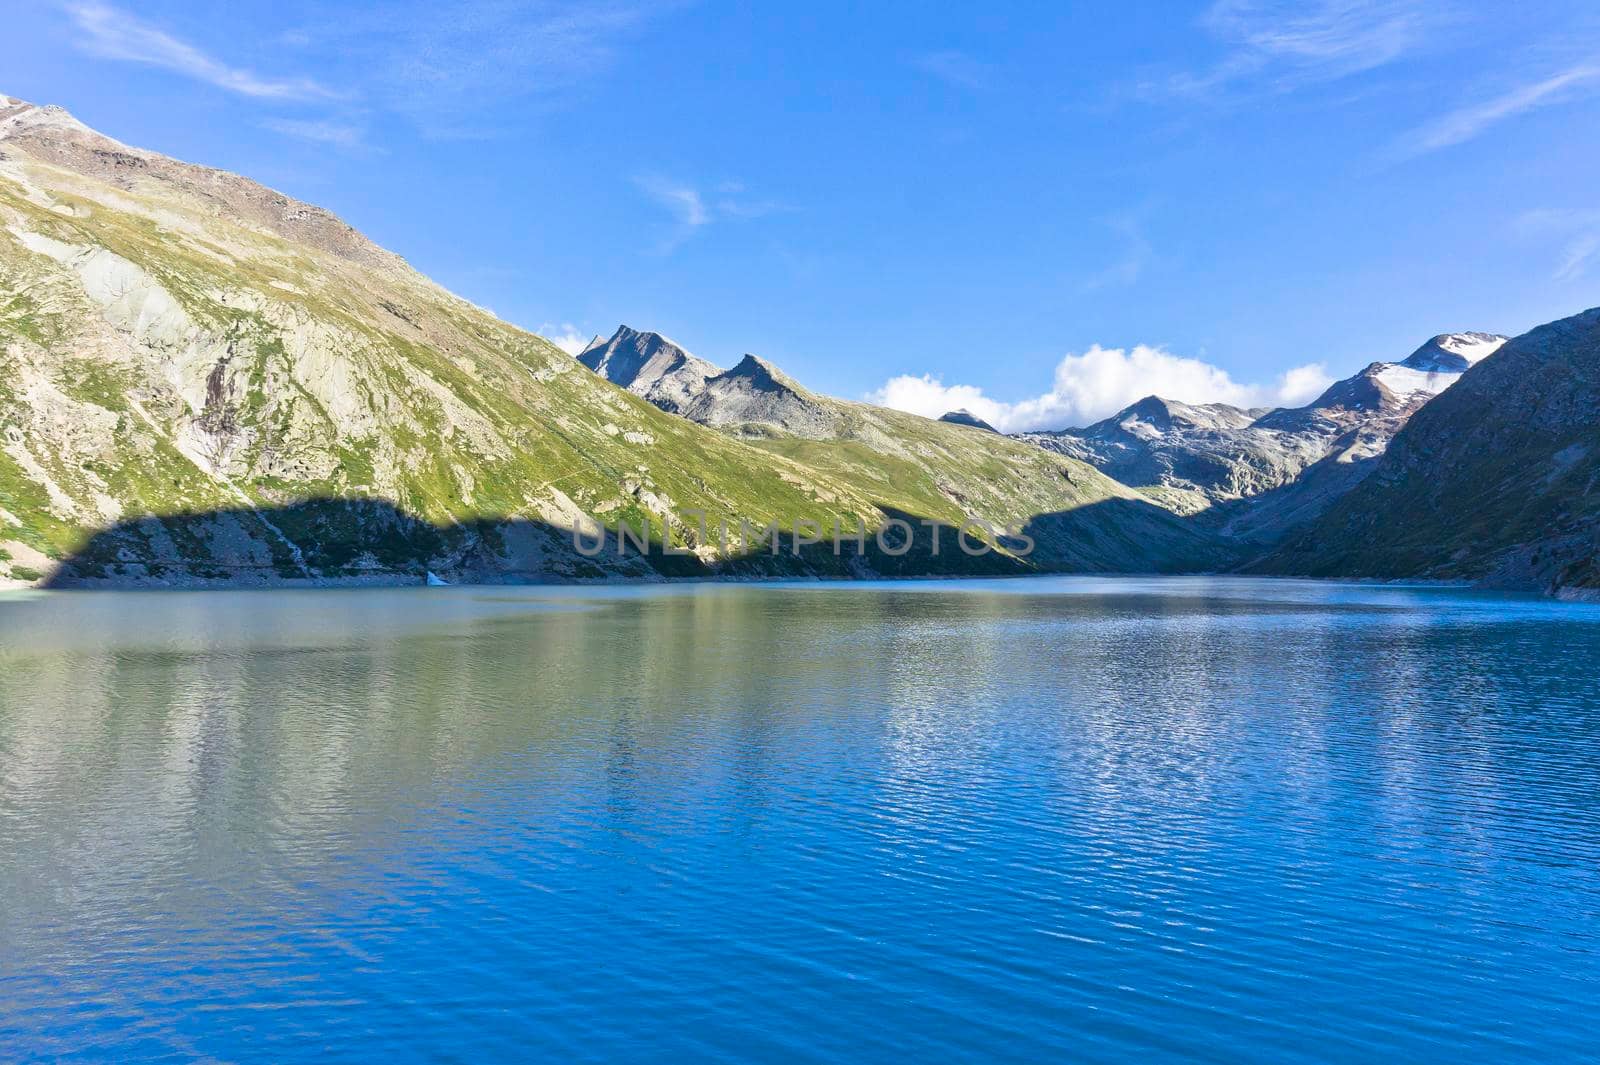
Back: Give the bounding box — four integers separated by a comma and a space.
1557, 232, 1600, 281
912, 50, 992, 91
64, 1, 676, 137
65, 2, 336, 100
1402, 65, 1600, 156
262, 117, 366, 147
1517, 208, 1600, 281
1274, 361, 1336, 404
867, 345, 1333, 433
1145, 0, 1434, 99
288, 0, 670, 134
634, 176, 791, 253
540, 322, 593, 356
1205, 0, 1426, 71
636, 176, 709, 228
1082, 213, 1153, 291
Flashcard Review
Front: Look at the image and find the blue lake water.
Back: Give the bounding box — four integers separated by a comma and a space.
1, 577, 1598, 1062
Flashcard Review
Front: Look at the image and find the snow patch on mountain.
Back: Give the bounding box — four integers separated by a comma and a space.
1401, 332, 1507, 373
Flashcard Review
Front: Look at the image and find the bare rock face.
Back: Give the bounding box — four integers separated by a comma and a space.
1258, 309, 1600, 595
679, 355, 841, 439
576, 325, 720, 414
576, 332, 845, 439
0, 95, 869, 584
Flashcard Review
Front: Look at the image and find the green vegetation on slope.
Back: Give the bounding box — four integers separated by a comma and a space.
0, 113, 1219, 585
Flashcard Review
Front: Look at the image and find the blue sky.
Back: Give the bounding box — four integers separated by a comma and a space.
8, 1, 1600, 429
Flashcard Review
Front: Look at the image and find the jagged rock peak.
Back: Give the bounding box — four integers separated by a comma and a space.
1104, 395, 1263, 433
1120, 395, 1178, 427
578, 325, 705, 381
576, 324, 720, 414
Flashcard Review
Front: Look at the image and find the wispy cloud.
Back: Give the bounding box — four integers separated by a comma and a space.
288, 0, 675, 134
64, 1, 336, 101
1400, 65, 1600, 156
868, 345, 1332, 433
1081, 213, 1154, 291
262, 117, 368, 148
61, 1, 678, 137
637, 177, 709, 226
1140, 0, 1435, 100
912, 50, 992, 91
635, 176, 791, 252
1517, 208, 1600, 281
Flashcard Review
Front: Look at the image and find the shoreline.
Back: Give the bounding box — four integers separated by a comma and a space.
3, 568, 1505, 596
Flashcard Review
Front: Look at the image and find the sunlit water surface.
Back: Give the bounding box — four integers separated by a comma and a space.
1, 577, 1598, 1062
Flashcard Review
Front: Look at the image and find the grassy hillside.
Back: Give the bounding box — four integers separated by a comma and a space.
0, 101, 1215, 585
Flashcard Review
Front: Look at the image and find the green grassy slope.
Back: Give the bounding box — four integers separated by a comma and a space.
0, 107, 1217, 585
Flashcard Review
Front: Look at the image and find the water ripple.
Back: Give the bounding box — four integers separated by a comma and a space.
0, 578, 1597, 1062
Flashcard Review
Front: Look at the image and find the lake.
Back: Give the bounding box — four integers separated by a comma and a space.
1, 577, 1597, 1062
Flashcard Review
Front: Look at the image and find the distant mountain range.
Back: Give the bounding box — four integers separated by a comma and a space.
578, 320, 1514, 543
1, 93, 1594, 596
1018, 332, 1506, 540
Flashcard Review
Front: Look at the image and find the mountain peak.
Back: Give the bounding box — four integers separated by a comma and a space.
0, 92, 399, 270
577, 324, 720, 413
939, 409, 998, 433
1122, 394, 1175, 421
723, 353, 805, 393
1401, 331, 1507, 373
0, 96, 98, 143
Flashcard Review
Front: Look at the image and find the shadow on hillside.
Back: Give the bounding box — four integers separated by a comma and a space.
39, 492, 1240, 589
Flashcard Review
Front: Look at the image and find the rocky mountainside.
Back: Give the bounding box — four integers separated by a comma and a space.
571, 324, 1225, 572
1259, 309, 1600, 596
1020, 333, 1506, 537
0, 96, 1218, 586
679, 355, 843, 438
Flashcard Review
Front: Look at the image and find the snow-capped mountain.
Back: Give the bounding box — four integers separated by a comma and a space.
1020, 333, 1508, 538
1262, 312, 1598, 596
1399, 331, 1506, 373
